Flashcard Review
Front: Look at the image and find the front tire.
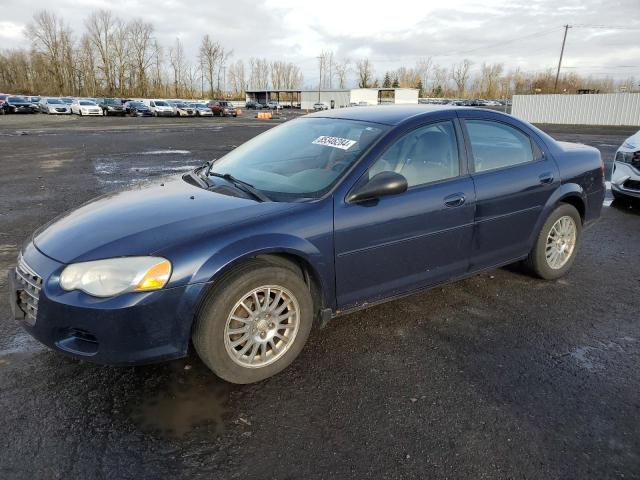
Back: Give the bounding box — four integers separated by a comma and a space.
524, 204, 582, 280
193, 259, 314, 384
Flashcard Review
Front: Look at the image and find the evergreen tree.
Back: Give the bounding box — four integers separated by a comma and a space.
382, 72, 392, 88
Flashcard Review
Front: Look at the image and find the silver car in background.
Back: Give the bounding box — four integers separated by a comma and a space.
190, 103, 213, 116
38, 97, 71, 114
611, 130, 640, 200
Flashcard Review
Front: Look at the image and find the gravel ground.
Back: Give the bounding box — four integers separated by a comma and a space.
0, 114, 638, 480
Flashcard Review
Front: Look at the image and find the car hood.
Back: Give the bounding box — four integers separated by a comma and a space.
33, 175, 294, 264
622, 130, 640, 150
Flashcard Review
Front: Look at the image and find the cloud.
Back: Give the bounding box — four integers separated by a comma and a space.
0, 0, 638, 83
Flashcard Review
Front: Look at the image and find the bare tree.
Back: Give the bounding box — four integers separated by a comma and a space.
333, 59, 350, 88
416, 57, 433, 93
356, 58, 374, 88
451, 59, 472, 96
198, 35, 224, 97
128, 19, 155, 96
111, 20, 130, 95
431, 64, 449, 96
249, 57, 270, 89
168, 37, 185, 97
85, 10, 118, 94
228, 59, 247, 96
477, 62, 504, 98
27, 10, 73, 93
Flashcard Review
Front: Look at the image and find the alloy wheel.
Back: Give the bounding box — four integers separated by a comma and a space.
545, 215, 577, 269
224, 285, 300, 368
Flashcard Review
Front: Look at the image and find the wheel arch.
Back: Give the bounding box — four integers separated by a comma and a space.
528, 183, 587, 248
190, 237, 333, 332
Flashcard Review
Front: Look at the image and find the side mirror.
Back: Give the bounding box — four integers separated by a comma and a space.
347, 171, 408, 203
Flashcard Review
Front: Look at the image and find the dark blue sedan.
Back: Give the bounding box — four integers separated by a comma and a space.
8, 106, 605, 383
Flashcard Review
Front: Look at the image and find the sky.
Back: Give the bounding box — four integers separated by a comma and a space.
1, 0, 639, 86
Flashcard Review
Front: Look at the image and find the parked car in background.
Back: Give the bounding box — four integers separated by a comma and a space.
70, 99, 102, 116
190, 103, 213, 116
208, 100, 237, 117
123, 101, 153, 117
266, 101, 282, 110
245, 100, 263, 110
313, 102, 329, 110
7, 106, 605, 385
97, 98, 125, 116
0, 94, 8, 114
175, 102, 196, 117
3, 96, 38, 113
38, 97, 71, 114
611, 129, 640, 201
142, 99, 175, 116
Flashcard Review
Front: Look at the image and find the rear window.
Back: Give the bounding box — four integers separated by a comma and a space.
466, 120, 535, 172
8, 96, 26, 102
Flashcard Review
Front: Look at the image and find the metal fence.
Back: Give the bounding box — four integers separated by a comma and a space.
511, 93, 640, 126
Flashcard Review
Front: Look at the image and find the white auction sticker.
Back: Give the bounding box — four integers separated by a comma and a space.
312, 136, 357, 150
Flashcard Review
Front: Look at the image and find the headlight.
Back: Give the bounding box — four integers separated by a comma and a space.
60, 257, 172, 297
622, 141, 637, 150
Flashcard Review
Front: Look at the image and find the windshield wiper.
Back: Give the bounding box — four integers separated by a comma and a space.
208, 171, 271, 202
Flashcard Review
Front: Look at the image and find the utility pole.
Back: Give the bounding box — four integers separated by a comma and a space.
317, 55, 322, 102
554, 24, 571, 93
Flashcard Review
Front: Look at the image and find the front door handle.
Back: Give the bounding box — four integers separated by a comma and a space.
539, 172, 554, 184
444, 193, 466, 208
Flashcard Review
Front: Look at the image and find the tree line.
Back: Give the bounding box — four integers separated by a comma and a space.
0, 10, 303, 99
0, 9, 635, 99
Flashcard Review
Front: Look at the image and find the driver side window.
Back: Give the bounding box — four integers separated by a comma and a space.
368, 121, 460, 188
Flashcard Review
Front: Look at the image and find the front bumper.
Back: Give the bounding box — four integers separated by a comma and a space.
7, 243, 201, 365
611, 157, 640, 199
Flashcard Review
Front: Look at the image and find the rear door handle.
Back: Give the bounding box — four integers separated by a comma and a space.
539, 172, 554, 184
444, 193, 466, 208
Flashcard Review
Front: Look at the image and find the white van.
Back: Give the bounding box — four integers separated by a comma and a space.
141, 99, 175, 117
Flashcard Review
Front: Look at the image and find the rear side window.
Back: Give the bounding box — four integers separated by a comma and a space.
466, 120, 534, 173
367, 121, 460, 188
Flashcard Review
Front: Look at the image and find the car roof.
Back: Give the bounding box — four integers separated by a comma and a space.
306, 105, 461, 125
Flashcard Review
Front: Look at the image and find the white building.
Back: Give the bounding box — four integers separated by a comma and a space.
245, 88, 419, 110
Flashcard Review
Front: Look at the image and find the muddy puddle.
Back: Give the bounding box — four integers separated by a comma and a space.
130, 360, 231, 438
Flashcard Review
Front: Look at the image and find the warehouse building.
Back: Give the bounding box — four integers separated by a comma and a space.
245, 88, 419, 110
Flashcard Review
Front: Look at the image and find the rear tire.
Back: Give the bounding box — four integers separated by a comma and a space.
193, 259, 314, 384
524, 204, 582, 280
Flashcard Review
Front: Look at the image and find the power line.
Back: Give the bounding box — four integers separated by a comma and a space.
572, 24, 640, 30
432, 26, 564, 58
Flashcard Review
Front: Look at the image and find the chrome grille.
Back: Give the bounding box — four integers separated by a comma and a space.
15, 255, 43, 325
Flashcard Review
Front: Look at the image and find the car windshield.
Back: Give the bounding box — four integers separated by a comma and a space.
208, 117, 389, 201
9, 96, 26, 102
47, 98, 63, 104
176, 103, 186, 107
155, 101, 169, 106
80, 101, 96, 106
62, 98, 73, 103
104, 99, 121, 105
130, 102, 144, 107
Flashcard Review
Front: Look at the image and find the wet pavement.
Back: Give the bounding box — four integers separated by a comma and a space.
0, 115, 639, 479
